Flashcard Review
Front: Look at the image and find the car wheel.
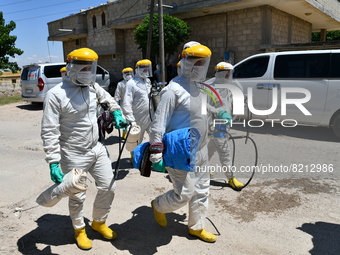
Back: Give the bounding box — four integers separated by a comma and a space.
332, 113, 340, 139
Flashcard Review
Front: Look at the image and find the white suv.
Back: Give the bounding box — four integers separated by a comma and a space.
231, 49, 340, 139
21, 63, 111, 103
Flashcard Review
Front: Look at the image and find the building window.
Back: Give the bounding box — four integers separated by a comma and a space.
12, 79, 16, 84
92, 15, 97, 28
101, 12, 106, 26
76, 39, 80, 46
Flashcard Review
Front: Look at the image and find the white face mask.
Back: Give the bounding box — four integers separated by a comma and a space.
138, 68, 148, 78
124, 74, 132, 81
191, 66, 205, 82
77, 71, 93, 85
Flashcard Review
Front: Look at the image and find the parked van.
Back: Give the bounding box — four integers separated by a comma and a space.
231, 49, 340, 139
21, 63, 111, 103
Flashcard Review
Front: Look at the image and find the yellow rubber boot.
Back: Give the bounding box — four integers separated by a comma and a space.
91, 221, 117, 239
122, 130, 127, 139
151, 200, 167, 227
228, 177, 244, 189
74, 228, 92, 250
130, 152, 133, 163
188, 229, 217, 243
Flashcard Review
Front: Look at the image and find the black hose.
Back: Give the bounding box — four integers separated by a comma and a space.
113, 123, 132, 180
206, 217, 221, 236
227, 133, 258, 191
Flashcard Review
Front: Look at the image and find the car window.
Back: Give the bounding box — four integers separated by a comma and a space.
330, 53, 340, 78
233, 56, 269, 78
21, 68, 30, 80
274, 53, 330, 79
44, 65, 65, 78
96, 66, 105, 75
27, 69, 39, 80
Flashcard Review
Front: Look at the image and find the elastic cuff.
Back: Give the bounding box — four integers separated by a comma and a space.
149, 142, 165, 154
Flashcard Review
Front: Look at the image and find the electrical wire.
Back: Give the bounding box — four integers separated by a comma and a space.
0, 0, 32, 7
5, 0, 81, 15
110, 0, 141, 24
13, 9, 80, 22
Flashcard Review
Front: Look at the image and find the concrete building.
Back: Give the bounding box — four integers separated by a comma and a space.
47, 0, 340, 83
0, 71, 21, 98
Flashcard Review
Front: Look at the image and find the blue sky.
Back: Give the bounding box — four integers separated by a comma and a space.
1, 0, 109, 69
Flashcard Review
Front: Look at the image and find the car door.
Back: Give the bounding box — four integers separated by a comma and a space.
270, 53, 330, 125
232, 55, 272, 119
42, 64, 65, 91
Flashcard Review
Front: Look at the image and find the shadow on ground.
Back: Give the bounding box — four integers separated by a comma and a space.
16, 102, 43, 111
16, 206, 192, 255
108, 206, 190, 255
297, 221, 340, 255
17, 214, 76, 254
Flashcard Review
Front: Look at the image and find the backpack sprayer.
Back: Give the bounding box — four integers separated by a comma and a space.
150, 81, 167, 116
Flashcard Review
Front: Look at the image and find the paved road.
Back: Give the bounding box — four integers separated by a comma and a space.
0, 101, 339, 255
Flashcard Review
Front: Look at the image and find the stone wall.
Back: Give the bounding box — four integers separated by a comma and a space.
86, 5, 117, 53
227, 7, 263, 63
186, 14, 227, 71
290, 16, 312, 43
271, 7, 311, 44
0, 72, 21, 97
271, 8, 291, 44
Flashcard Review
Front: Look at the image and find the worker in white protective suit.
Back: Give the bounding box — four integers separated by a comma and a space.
121, 59, 154, 144
114, 67, 134, 139
60, 66, 67, 79
41, 48, 127, 250
114, 67, 134, 105
205, 62, 244, 189
149, 44, 217, 243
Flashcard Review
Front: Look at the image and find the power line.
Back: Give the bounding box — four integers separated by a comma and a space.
0, 0, 32, 7
5, 0, 81, 15
111, 0, 141, 23
13, 9, 81, 22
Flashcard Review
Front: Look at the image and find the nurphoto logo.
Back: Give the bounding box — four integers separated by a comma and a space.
201, 84, 312, 128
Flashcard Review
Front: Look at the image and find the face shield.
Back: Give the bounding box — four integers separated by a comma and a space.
215, 69, 232, 84
69, 59, 97, 86
123, 71, 133, 81
214, 62, 234, 85
182, 56, 211, 82
136, 64, 152, 78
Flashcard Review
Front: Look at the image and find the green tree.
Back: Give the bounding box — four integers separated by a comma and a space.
0, 12, 23, 73
312, 30, 340, 42
134, 14, 191, 60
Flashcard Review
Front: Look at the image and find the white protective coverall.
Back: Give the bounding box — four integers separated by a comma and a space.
121, 62, 154, 144
114, 68, 133, 104
41, 79, 120, 229
149, 45, 212, 232
205, 63, 234, 178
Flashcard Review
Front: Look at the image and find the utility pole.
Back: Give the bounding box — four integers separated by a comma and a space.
158, 0, 166, 83
146, 0, 155, 60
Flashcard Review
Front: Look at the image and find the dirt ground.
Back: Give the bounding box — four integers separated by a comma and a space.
0, 101, 339, 255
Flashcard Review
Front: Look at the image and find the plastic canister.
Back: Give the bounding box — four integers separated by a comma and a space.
126, 125, 141, 151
